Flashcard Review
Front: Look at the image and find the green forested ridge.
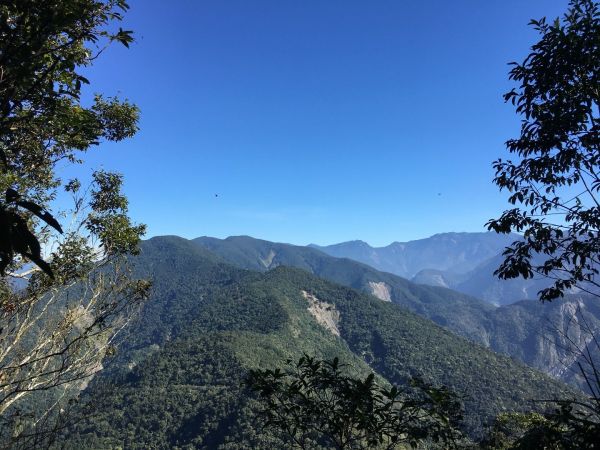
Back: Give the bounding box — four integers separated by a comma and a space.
193, 235, 600, 392
193, 236, 495, 341
260, 268, 575, 438
61, 236, 577, 447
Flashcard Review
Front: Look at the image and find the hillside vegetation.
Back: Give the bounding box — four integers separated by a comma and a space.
193, 235, 600, 393
62, 237, 577, 448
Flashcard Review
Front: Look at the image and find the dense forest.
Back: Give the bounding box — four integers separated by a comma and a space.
58, 237, 577, 447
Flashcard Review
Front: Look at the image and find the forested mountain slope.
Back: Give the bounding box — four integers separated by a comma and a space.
194, 235, 495, 342
310, 232, 563, 306
63, 236, 575, 447
193, 236, 600, 391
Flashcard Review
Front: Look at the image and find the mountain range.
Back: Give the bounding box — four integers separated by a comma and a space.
311, 232, 563, 305
194, 235, 600, 391
310, 232, 519, 279
62, 235, 582, 448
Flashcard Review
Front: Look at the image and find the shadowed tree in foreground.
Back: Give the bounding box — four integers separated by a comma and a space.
0, 1, 148, 448
487, 0, 600, 447
487, 0, 600, 303
247, 355, 463, 449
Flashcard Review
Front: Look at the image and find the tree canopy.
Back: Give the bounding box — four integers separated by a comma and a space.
488, 1, 600, 447
0, 1, 147, 447
487, 0, 600, 302
247, 355, 463, 449
0, 0, 140, 276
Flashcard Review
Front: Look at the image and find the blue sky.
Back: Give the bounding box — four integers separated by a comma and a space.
62, 0, 570, 246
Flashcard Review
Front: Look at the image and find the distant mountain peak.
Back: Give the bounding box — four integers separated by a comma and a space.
187, 233, 598, 394
314, 231, 519, 279
312, 239, 371, 248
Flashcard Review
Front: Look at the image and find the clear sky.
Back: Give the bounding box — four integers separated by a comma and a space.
62, 0, 570, 246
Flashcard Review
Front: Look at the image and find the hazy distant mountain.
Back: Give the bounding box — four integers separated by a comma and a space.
411, 268, 467, 289
451, 253, 557, 305
193, 235, 600, 393
411, 252, 588, 306
61, 236, 576, 447
310, 232, 520, 279
309, 232, 561, 305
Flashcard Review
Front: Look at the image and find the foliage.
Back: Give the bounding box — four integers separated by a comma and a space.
480, 412, 558, 449
483, 401, 600, 449
486, 1, 600, 447
247, 355, 462, 449
0, 174, 148, 449
487, 0, 600, 302
532, 398, 600, 448
0, 1, 146, 447
56, 238, 579, 448
0, 188, 63, 277
0, 0, 138, 275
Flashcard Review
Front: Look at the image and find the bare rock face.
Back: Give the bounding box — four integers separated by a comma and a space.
368, 281, 392, 302
484, 296, 600, 392
259, 249, 276, 269
302, 290, 340, 336
543, 299, 597, 379
411, 269, 452, 288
